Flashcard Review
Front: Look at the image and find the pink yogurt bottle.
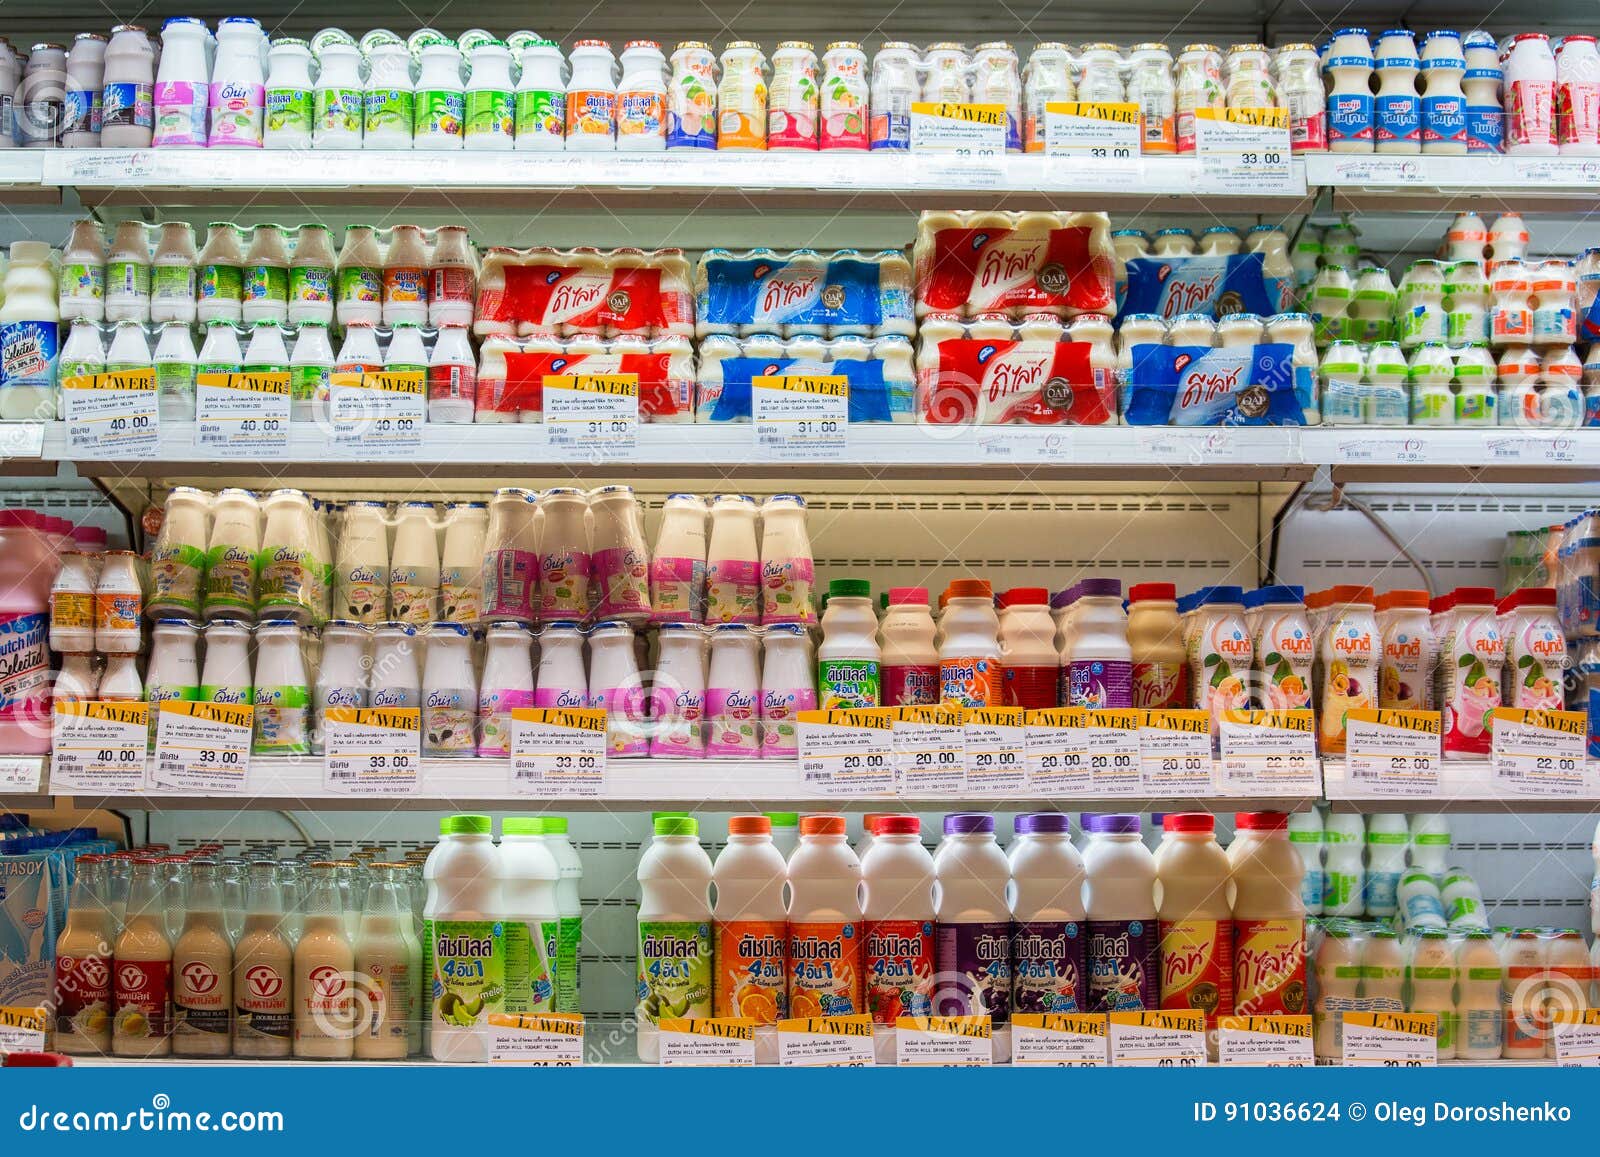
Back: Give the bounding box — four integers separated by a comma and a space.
759, 624, 818, 757
705, 624, 763, 757
0, 510, 58, 754
588, 620, 649, 757
1441, 586, 1505, 758
648, 622, 707, 757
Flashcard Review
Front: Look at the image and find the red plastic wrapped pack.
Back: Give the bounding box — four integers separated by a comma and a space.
912, 210, 1118, 320
474, 246, 695, 338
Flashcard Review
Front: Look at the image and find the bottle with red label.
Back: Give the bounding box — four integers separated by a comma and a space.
171, 858, 234, 1057
940, 579, 1002, 707
880, 587, 938, 706
1155, 814, 1233, 1044
52, 854, 115, 1055
999, 587, 1060, 708
713, 815, 788, 1065
860, 814, 935, 1064
1230, 812, 1307, 1016
786, 814, 864, 1020
112, 856, 173, 1057
1129, 582, 1188, 708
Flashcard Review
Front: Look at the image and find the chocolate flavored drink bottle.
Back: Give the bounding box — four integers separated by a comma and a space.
233, 861, 293, 1057
354, 865, 414, 1059
293, 862, 356, 1058
171, 858, 234, 1056
1083, 813, 1158, 1015
52, 854, 116, 1054
112, 857, 173, 1057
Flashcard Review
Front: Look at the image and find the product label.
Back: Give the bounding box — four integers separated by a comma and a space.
95, 591, 140, 636
1087, 917, 1157, 1012
819, 658, 880, 709
482, 547, 537, 620
465, 90, 514, 139
53, 950, 112, 1039
153, 265, 196, 306
538, 549, 592, 619
940, 655, 1002, 708
788, 921, 863, 1017
1132, 661, 1186, 709
153, 80, 208, 145
705, 558, 760, 624
648, 556, 705, 623
934, 921, 1012, 1025
1509, 79, 1554, 147
63, 88, 95, 136
426, 918, 505, 1032
515, 89, 564, 140
1233, 918, 1306, 1015
289, 264, 333, 306
636, 920, 713, 1024
503, 919, 556, 1015
265, 88, 313, 137
0, 613, 49, 725
364, 88, 414, 135
1466, 102, 1503, 151
174, 958, 231, 1039
253, 684, 310, 754
863, 918, 934, 1024
882, 664, 939, 707
1002, 663, 1058, 711
199, 264, 243, 305
113, 959, 172, 1044
59, 262, 105, 306
1327, 92, 1374, 145
1374, 93, 1421, 145
209, 81, 264, 146
619, 91, 666, 139
244, 265, 287, 307
714, 919, 787, 1023
414, 89, 465, 139
235, 961, 293, 1043
1068, 658, 1133, 710
103, 82, 154, 131
1422, 94, 1467, 145
314, 87, 362, 135
1159, 917, 1234, 1026
568, 90, 617, 137
1, 320, 59, 391
337, 266, 383, 305
555, 916, 581, 1014
1011, 919, 1086, 1014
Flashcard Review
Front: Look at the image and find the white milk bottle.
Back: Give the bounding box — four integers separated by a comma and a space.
437, 501, 486, 622
422, 621, 477, 757
787, 814, 864, 1026
475, 623, 532, 757
759, 624, 815, 758
371, 622, 421, 709
591, 621, 650, 758
932, 814, 1012, 1063
389, 501, 439, 625
208, 16, 265, 148
497, 819, 560, 1016
152, 17, 210, 148
758, 494, 815, 625
1287, 809, 1324, 915
313, 619, 366, 752
253, 621, 310, 755
514, 39, 566, 150
101, 24, 156, 148
1230, 812, 1306, 1017
104, 221, 150, 324
534, 622, 587, 709
199, 618, 253, 708
616, 40, 667, 150
196, 223, 244, 324
292, 862, 355, 1059
635, 815, 713, 1063
880, 587, 938, 707
1084, 814, 1158, 1013
942, 579, 1002, 708
567, 40, 619, 149
333, 500, 388, 623
818, 577, 880, 708
998, 587, 1058, 710
650, 623, 707, 757
1406, 926, 1459, 1058
1010, 812, 1087, 1025
464, 40, 515, 149
1323, 812, 1365, 916
706, 493, 760, 624
1155, 814, 1233, 1040
860, 814, 935, 1063
264, 38, 314, 149
650, 493, 707, 623
151, 222, 197, 324
1364, 812, 1409, 917
702, 623, 760, 757
423, 815, 504, 1062
414, 42, 466, 150
537, 487, 592, 622
712, 815, 788, 1063
1373, 29, 1421, 153
1455, 929, 1503, 1059
362, 40, 413, 147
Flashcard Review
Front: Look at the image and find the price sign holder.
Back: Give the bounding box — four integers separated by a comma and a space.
894, 1015, 993, 1066
1109, 1010, 1207, 1066
658, 1017, 756, 1066
894, 705, 966, 795
963, 706, 1027, 795
1341, 1011, 1437, 1066
1216, 1014, 1314, 1067
1138, 709, 1213, 795
487, 1012, 585, 1065
1011, 1012, 1109, 1066
509, 708, 608, 797
1552, 1009, 1600, 1066
61, 369, 160, 456
544, 373, 638, 460
0, 1005, 47, 1055
195, 371, 291, 457
776, 1015, 876, 1066
152, 700, 254, 793
797, 708, 897, 795
1024, 707, 1094, 795
753, 374, 847, 460
910, 102, 1007, 186
329, 370, 424, 456
0, 757, 42, 793
49, 700, 149, 793
323, 707, 422, 795
1217, 709, 1319, 795
1345, 709, 1441, 796
1194, 107, 1297, 194
1485, 433, 1579, 465
1043, 101, 1141, 162
1490, 708, 1591, 797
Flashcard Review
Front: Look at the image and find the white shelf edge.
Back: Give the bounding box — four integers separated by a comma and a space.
1322, 758, 1600, 811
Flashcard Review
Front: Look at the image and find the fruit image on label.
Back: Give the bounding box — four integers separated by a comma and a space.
637, 919, 713, 1024
864, 918, 935, 1023
1233, 917, 1306, 1015
113, 959, 172, 1043
941, 655, 1001, 708
934, 920, 1013, 1024
1158, 917, 1234, 1026
427, 918, 506, 1030
1010, 919, 1086, 1014
787, 920, 862, 1017
714, 919, 787, 1023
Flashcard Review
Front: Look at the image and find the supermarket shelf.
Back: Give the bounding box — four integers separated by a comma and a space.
0, 152, 58, 204
1323, 759, 1600, 812
1302, 428, 1600, 484
1304, 153, 1600, 213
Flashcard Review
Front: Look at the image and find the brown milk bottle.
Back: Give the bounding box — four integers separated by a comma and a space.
293, 861, 357, 1058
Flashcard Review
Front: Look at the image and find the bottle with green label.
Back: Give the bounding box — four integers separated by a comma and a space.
364, 42, 415, 145
415, 41, 466, 147
424, 815, 507, 1062
500, 818, 561, 1014
288, 322, 334, 421
465, 40, 515, 149
154, 322, 199, 422
636, 815, 714, 1063
818, 578, 882, 707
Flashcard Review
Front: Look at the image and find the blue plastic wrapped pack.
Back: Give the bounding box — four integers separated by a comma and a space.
1124, 342, 1307, 426
696, 249, 915, 337
1119, 253, 1277, 322
697, 334, 914, 422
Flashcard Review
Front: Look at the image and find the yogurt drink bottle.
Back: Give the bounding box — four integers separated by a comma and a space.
1188, 586, 1252, 735
1286, 809, 1324, 915
151, 222, 197, 324
354, 865, 417, 1058
102, 25, 156, 148
208, 17, 265, 148
112, 858, 172, 1057
860, 815, 935, 1062
703, 624, 760, 757
534, 622, 588, 710
532, 817, 585, 1015
759, 624, 815, 758
1230, 813, 1306, 1016
1544, 930, 1591, 1056
942, 579, 1002, 708
52, 854, 115, 1055
1373, 29, 1421, 153
819, 42, 869, 149
649, 622, 706, 757
665, 41, 717, 150
758, 494, 815, 625
1448, 930, 1501, 1059
1066, 578, 1131, 709
497, 820, 560, 1019
145, 619, 200, 742
1316, 585, 1377, 755
614, 40, 667, 150
414, 43, 466, 149
818, 578, 880, 707
232, 862, 293, 1057
1252, 585, 1313, 709
1463, 31, 1504, 153
717, 42, 768, 150
1420, 31, 1468, 153
370, 622, 421, 709
933, 814, 1012, 1063
880, 587, 938, 706
1084, 814, 1157, 1014
1323, 812, 1366, 917
59, 219, 107, 323
171, 859, 233, 1057
422, 621, 478, 757
514, 39, 566, 150
1312, 923, 1359, 1057
590, 620, 650, 758
333, 500, 388, 623
538, 488, 591, 623
706, 494, 760, 624
869, 43, 917, 150
650, 493, 707, 623
589, 485, 650, 621
566, 40, 618, 149
1403, 926, 1459, 1059
196, 223, 244, 323
389, 502, 439, 625
1326, 29, 1375, 152
152, 18, 210, 148
1500, 587, 1567, 707
464, 40, 515, 150
712, 816, 788, 1063
253, 621, 310, 755
361, 41, 412, 147
438, 502, 487, 622
199, 619, 253, 709
1364, 813, 1409, 917
428, 226, 476, 328
1440, 586, 1504, 757
998, 587, 1058, 709
1129, 582, 1187, 708
422, 816, 505, 1062
1155, 814, 1233, 1037
635, 816, 713, 1063
1504, 33, 1558, 155
263, 38, 314, 149
787, 814, 865, 1022
314, 619, 367, 753
1009, 812, 1087, 1020
1380, 589, 1436, 708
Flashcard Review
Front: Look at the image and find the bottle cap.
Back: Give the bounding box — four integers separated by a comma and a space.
887, 586, 929, 606
1014, 812, 1071, 835
875, 815, 921, 836
1162, 813, 1215, 832
440, 814, 491, 835
828, 578, 872, 600
1234, 811, 1290, 831
654, 816, 698, 836
1077, 577, 1122, 599
800, 814, 846, 836
1452, 585, 1498, 605
728, 815, 772, 835
1084, 813, 1141, 834
943, 813, 995, 835
948, 578, 993, 599
1128, 582, 1177, 602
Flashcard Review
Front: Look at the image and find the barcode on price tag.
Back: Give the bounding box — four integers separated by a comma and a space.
1490, 708, 1591, 796
509, 707, 608, 797
1341, 1011, 1437, 1066
1193, 107, 1297, 194
1139, 709, 1213, 795
753, 374, 847, 460
49, 700, 149, 793
62, 369, 159, 456
329, 370, 424, 456
1025, 707, 1094, 795
797, 708, 896, 796
894, 705, 966, 795
1345, 709, 1441, 796
544, 374, 638, 460
195, 371, 291, 457
1043, 101, 1141, 159
963, 706, 1026, 795
323, 707, 421, 795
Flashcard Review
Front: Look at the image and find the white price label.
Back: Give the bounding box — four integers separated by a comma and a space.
1079, 709, 1143, 796
776, 1015, 876, 1067
323, 707, 422, 795
0, 1006, 47, 1055
1139, 709, 1213, 795
544, 374, 638, 460
894, 706, 966, 795
1044, 101, 1141, 160
1512, 157, 1600, 184
658, 1018, 756, 1067
1133, 428, 1255, 465
509, 707, 608, 797
0, 756, 42, 793
1485, 434, 1579, 465
974, 426, 1075, 462
1011, 1013, 1109, 1066
0, 421, 45, 459
962, 707, 1027, 796
1194, 107, 1297, 194
910, 102, 1007, 186
1109, 1010, 1208, 1067
487, 1013, 585, 1065
1333, 435, 1431, 465
329, 370, 424, 456
195, 371, 291, 457
895, 1016, 993, 1066
151, 700, 254, 793
1217, 1015, 1315, 1067
1491, 709, 1590, 796
753, 374, 847, 460
1345, 710, 1441, 796
1024, 709, 1095, 796
62, 369, 160, 456
1341, 1011, 1437, 1066
49, 701, 149, 793
1216, 710, 1320, 795
1552, 1010, 1600, 1066
797, 709, 897, 796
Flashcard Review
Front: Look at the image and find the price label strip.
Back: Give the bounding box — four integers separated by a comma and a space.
894, 705, 967, 795
1490, 708, 1591, 797
61, 369, 160, 456
1216, 1014, 1314, 1067
1012, 1012, 1109, 1066
0, 1005, 47, 1055
1345, 709, 1441, 796
509, 707, 608, 798
1341, 1011, 1437, 1066
776, 1015, 876, 1067
1485, 433, 1579, 465
797, 708, 897, 796
1551, 1009, 1600, 1066
195, 371, 291, 457
1043, 101, 1141, 161
753, 374, 847, 461
1139, 709, 1213, 796
963, 706, 1027, 795
544, 373, 638, 460
322, 707, 422, 795
1216, 709, 1319, 795
894, 1015, 993, 1067
1109, 1010, 1207, 1067
329, 370, 424, 456
909, 102, 1007, 187
487, 1012, 585, 1065
1025, 707, 1094, 795
152, 700, 254, 793
1332, 435, 1431, 466
1193, 107, 1297, 195
0, 757, 42, 793
49, 700, 149, 793
658, 1017, 757, 1067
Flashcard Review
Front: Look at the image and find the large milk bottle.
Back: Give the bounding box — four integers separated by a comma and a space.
1155, 814, 1233, 1039
712, 815, 788, 1064
1067, 577, 1131, 709
860, 814, 935, 1064
423, 815, 505, 1062
1083, 813, 1158, 1013
1229, 812, 1306, 1016
635, 815, 713, 1063
787, 814, 864, 1021
941, 579, 1002, 707
934, 813, 1013, 1063
998, 587, 1058, 709
152, 17, 210, 148
818, 577, 880, 707
1009, 812, 1087, 1021
1129, 582, 1186, 708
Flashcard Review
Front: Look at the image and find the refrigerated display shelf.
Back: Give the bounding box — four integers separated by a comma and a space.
1322, 759, 1600, 812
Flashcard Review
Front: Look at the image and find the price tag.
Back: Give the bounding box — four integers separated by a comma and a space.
487, 1012, 585, 1065
195, 371, 291, 457
910, 102, 1006, 186
1491, 709, 1591, 796
974, 426, 1074, 462
151, 700, 253, 793
1216, 710, 1319, 795
1131, 428, 1256, 465
1341, 1011, 1437, 1066
1044, 101, 1141, 159
61, 369, 159, 456
1194, 107, 1297, 194
0, 757, 42, 793
1011, 1012, 1109, 1066
894, 1015, 992, 1066
323, 707, 422, 795
1025, 707, 1094, 795
776, 1015, 876, 1066
894, 705, 966, 795
49, 700, 149, 793
753, 374, 847, 460
1345, 709, 1441, 796
658, 1017, 756, 1067
1109, 1010, 1207, 1067
544, 374, 638, 460
1484, 433, 1579, 465
509, 707, 608, 797
1217, 1014, 1314, 1067
1139, 709, 1213, 795
1511, 157, 1600, 184
0, 1005, 47, 1055
1332, 435, 1431, 466
797, 708, 897, 796
963, 706, 1027, 795
0, 421, 45, 459
1551, 1009, 1600, 1066
329, 370, 424, 456
1080, 708, 1144, 795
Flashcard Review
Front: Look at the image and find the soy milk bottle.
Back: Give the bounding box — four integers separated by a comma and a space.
112, 858, 173, 1056
635, 815, 713, 1063
171, 859, 233, 1056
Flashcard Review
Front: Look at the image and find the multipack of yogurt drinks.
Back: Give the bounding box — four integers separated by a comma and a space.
472, 247, 692, 338
694, 249, 915, 339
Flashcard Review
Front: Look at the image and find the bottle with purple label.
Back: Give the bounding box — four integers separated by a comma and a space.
1083, 813, 1158, 1012
649, 623, 707, 757
759, 624, 816, 758
477, 623, 534, 757
589, 621, 649, 758
1067, 578, 1132, 709
705, 624, 762, 757
1010, 813, 1088, 1015
934, 813, 1014, 1063
534, 622, 589, 710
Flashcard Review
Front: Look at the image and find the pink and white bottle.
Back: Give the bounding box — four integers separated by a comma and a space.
537, 487, 592, 623
0, 511, 56, 753
760, 624, 817, 757
758, 494, 815, 625
705, 624, 762, 757
1556, 36, 1600, 155
588, 620, 649, 757
207, 17, 265, 148
649, 623, 707, 757
1440, 586, 1504, 758
706, 494, 761, 624
477, 623, 535, 756
1503, 33, 1557, 155
535, 621, 589, 710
